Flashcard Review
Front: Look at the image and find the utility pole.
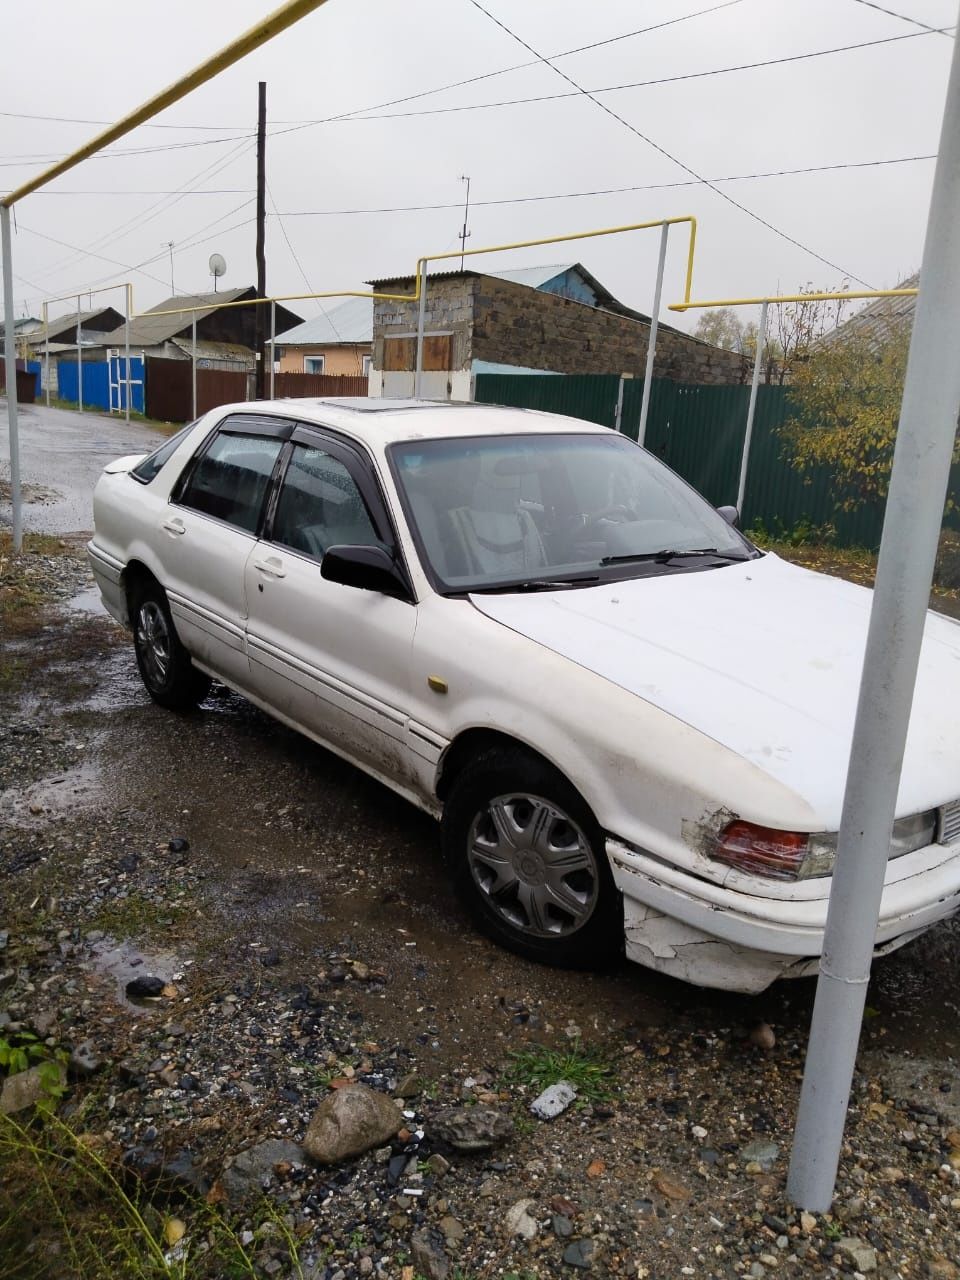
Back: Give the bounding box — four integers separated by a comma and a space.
254, 80, 267, 399
458, 174, 471, 272
787, 0, 960, 1209
164, 241, 175, 295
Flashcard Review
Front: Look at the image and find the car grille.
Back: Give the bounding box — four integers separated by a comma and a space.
939, 799, 960, 845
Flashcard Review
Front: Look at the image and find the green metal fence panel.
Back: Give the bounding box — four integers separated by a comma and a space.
474, 371, 959, 550
475, 372, 622, 427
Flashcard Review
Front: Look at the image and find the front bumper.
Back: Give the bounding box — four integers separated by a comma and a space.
607, 836, 960, 993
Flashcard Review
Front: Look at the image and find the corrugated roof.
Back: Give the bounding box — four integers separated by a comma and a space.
834, 272, 918, 344
272, 296, 372, 347
42, 307, 125, 342
101, 287, 253, 347
487, 263, 577, 289
169, 338, 255, 365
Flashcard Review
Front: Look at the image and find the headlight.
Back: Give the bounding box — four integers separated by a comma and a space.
711, 811, 937, 881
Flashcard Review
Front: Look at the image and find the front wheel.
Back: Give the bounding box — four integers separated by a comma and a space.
130, 581, 211, 711
443, 748, 622, 968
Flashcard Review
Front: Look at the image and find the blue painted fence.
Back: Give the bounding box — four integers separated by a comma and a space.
57, 356, 144, 414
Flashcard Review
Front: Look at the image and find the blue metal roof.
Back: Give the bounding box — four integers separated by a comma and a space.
272, 296, 372, 347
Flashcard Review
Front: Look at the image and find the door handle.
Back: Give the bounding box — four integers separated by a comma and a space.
162, 518, 186, 536
253, 557, 286, 579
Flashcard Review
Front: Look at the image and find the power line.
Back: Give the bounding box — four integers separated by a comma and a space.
267, 0, 746, 140
30, 138, 254, 282
29, 188, 254, 197
849, 0, 954, 35
467, 0, 874, 288
0, 133, 254, 169
270, 154, 937, 217
266, 179, 341, 334
326, 30, 936, 123
16, 223, 171, 289
0, 2, 743, 141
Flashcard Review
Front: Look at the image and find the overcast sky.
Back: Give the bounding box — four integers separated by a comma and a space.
1, 0, 955, 335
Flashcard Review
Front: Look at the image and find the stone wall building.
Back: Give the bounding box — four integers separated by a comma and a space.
368, 263, 748, 400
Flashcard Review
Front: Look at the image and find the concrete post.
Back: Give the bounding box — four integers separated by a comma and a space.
787, 2, 960, 1209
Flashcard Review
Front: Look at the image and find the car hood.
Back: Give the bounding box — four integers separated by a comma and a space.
469, 553, 960, 827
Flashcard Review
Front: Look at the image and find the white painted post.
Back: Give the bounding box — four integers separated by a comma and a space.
43, 300, 50, 408
736, 299, 768, 515
269, 300, 276, 400
76, 294, 83, 415
614, 374, 626, 434
191, 314, 197, 419
124, 283, 131, 423
415, 258, 428, 400
1, 204, 23, 552
637, 221, 669, 447
787, 7, 960, 1210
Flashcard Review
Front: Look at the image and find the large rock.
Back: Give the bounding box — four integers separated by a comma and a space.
222, 1138, 305, 1201
431, 1106, 514, 1152
0, 1063, 66, 1115
303, 1084, 402, 1165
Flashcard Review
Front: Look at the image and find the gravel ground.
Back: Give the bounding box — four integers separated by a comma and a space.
2, 544, 960, 1280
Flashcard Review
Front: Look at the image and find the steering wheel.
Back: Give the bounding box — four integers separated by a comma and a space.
566, 504, 635, 532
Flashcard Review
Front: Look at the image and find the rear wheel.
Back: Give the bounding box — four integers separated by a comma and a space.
130, 580, 210, 711
443, 748, 622, 968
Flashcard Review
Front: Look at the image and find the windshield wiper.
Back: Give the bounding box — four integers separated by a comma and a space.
599, 547, 750, 566
470, 574, 601, 594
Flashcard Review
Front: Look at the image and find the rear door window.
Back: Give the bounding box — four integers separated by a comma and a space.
177, 432, 285, 534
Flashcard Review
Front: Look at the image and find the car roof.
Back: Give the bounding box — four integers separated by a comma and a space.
226, 397, 613, 446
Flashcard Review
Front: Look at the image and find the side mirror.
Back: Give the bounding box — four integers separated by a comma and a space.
321, 544, 412, 601
717, 505, 740, 528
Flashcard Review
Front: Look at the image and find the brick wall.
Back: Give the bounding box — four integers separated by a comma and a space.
472, 276, 748, 385
372, 274, 748, 386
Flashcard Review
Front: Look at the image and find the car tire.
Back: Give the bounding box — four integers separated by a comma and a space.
443, 747, 622, 969
130, 580, 211, 711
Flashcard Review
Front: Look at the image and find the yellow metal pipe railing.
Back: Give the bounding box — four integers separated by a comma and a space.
670, 287, 917, 312
1, 0, 331, 208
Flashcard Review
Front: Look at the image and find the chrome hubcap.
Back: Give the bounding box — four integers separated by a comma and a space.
467, 793, 598, 938
136, 601, 171, 687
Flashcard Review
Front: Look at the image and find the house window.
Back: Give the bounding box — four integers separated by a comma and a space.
362, 354, 372, 377
304, 355, 325, 375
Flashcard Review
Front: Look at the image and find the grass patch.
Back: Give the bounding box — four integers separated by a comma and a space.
0, 532, 79, 637
504, 1041, 617, 1104
43, 398, 177, 433
0, 1110, 306, 1279
88, 893, 189, 941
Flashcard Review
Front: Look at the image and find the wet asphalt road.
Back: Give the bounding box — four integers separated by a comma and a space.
2, 400, 956, 1063
0, 399, 163, 533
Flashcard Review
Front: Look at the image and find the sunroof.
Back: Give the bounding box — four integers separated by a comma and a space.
310, 397, 483, 413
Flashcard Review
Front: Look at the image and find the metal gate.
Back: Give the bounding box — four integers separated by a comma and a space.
107, 351, 145, 415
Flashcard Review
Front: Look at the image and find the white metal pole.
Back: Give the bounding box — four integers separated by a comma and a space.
76, 295, 82, 415
269, 300, 276, 400
191, 314, 197, 419
43, 300, 50, 408
736, 299, 767, 515
614, 374, 626, 434
787, 8, 960, 1211
637, 222, 669, 447
414, 259, 428, 400
124, 283, 131, 423
1, 205, 23, 552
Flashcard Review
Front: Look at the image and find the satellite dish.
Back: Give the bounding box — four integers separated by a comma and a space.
209, 253, 227, 292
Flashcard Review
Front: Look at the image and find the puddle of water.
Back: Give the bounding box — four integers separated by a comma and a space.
88, 936, 186, 1010
0, 758, 103, 828
65, 585, 107, 617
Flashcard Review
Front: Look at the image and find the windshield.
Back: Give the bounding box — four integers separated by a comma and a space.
390, 432, 755, 593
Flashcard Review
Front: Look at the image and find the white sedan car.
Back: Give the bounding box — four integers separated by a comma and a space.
89, 398, 960, 992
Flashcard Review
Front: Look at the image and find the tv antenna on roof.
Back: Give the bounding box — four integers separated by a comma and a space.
209, 253, 227, 292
